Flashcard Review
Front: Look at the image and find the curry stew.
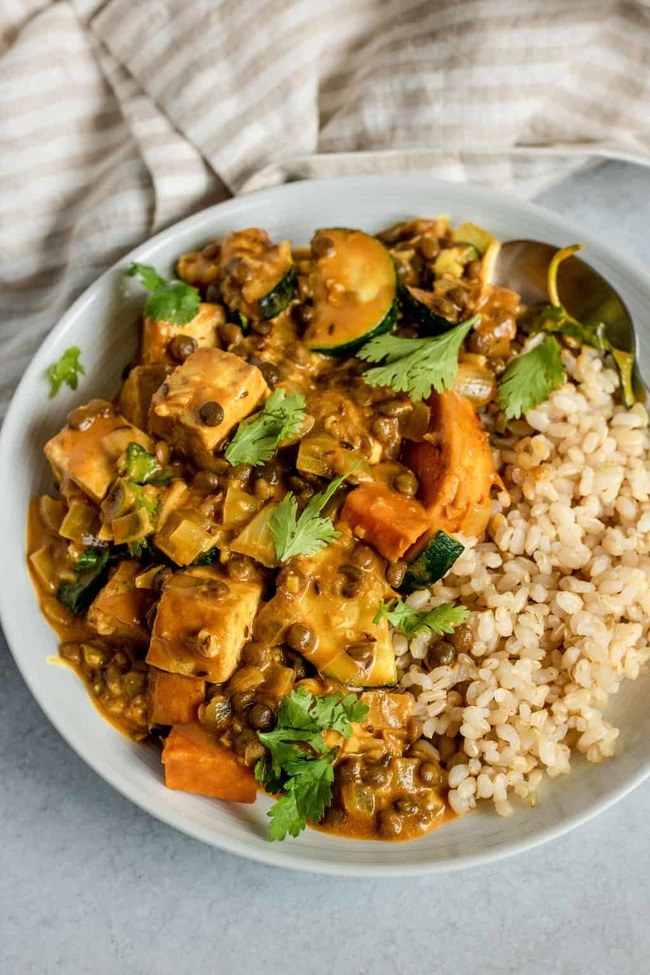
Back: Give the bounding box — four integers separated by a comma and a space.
28, 219, 518, 842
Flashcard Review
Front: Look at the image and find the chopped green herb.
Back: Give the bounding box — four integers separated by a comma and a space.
374, 597, 470, 638
224, 389, 307, 467
255, 688, 369, 841
496, 337, 566, 419
190, 547, 220, 566
269, 471, 349, 562
532, 243, 635, 408
128, 262, 200, 325
357, 317, 478, 401
73, 548, 109, 574
57, 548, 110, 615
46, 346, 85, 398
127, 538, 149, 558
122, 442, 170, 485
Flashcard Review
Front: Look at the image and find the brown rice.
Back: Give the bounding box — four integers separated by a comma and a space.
396, 348, 650, 817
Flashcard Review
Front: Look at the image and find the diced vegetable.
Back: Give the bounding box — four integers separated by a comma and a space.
453, 358, 497, 406
222, 483, 263, 528
149, 348, 268, 467
87, 561, 153, 645
147, 566, 263, 682
162, 724, 257, 802
59, 500, 101, 544
296, 434, 373, 481
154, 508, 215, 566
303, 229, 398, 354
140, 302, 224, 364
403, 390, 498, 537
339, 482, 430, 561
359, 691, 414, 730
45, 401, 154, 503
401, 530, 464, 592
230, 503, 278, 568
148, 670, 206, 725
219, 229, 295, 320
400, 285, 454, 336
434, 244, 480, 279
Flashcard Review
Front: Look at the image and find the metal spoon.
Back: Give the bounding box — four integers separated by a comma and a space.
492, 239, 645, 393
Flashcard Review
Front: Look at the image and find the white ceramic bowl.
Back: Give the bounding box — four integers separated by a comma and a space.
1, 177, 648, 877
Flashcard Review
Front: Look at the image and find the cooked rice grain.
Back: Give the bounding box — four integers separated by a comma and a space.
397, 350, 650, 816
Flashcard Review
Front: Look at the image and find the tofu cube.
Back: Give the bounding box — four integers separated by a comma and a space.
87, 561, 154, 645
118, 362, 171, 431
140, 302, 225, 364
147, 566, 262, 682
148, 348, 268, 465
148, 669, 206, 725
44, 401, 154, 503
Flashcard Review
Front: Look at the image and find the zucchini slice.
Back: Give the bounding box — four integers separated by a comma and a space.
220, 229, 296, 321
303, 229, 398, 354
400, 284, 454, 336
401, 530, 464, 593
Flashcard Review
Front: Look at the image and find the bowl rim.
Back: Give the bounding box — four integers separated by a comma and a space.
1, 174, 648, 877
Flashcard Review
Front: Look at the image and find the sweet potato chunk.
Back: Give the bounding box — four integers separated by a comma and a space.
403, 391, 497, 537
162, 724, 256, 803
87, 561, 153, 645
148, 348, 268, 466
118, 363, 171, 431
44, 401, 154, 503
140, 302, 225, 364
147, 566, 263, 682
339, 482, 431, 561
148, 670, 205, 725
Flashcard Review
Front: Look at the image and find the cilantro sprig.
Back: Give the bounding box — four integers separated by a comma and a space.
269, 471, 349, 562
46, 346, 85, 398
527, 243, 636, 409
374, 597, 469, 638
224, 389, 307, 467
357, 316, 478, 401
496, 336, 565, 419
128, 262, 200, 325
255, 688, 369, 840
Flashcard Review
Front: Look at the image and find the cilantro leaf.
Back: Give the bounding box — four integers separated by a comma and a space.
357, 317, 477, 401
267, 785, 305, 841
256, 689, 369, 841
57, 548, 110, 615
224, 389, 307, 467
46, 346, 85, 398
309, 692, 369, 737
122, 442, 170, 485
269, 472, 349, 562
128, 262, 200, 325
374, 597, 469, 638
496, 336, 565, 419
74, 548, 109, 574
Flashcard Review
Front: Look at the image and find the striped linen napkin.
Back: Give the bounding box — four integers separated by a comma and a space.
1, 0, 649, 415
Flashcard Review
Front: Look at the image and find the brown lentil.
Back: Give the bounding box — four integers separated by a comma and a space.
247, 702, 275, 732
286, 623, 318, 655
198, 400, 225, 426
168, 334, 198, 363
393, 470, 419, 497
385, 561, 407, 588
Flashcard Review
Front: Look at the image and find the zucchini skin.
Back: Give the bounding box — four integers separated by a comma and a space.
401, 530, 464, 592
309, 297, 398, 356
399, 284, 453, 337
258, 267, 296, 320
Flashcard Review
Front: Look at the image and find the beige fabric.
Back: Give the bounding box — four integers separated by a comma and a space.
1, 0, 649, 414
